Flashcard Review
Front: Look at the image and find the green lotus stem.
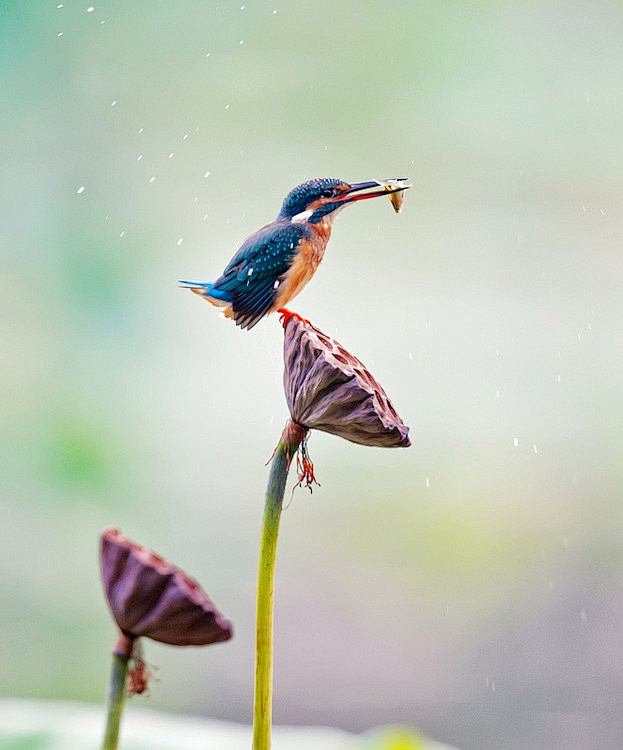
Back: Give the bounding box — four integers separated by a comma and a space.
101, 636, 132, 750
253, 436, 300, 750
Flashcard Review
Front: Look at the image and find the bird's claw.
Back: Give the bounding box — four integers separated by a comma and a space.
278, 308, 310, 328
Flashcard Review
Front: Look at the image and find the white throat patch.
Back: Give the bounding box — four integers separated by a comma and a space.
290, 209, 313, 224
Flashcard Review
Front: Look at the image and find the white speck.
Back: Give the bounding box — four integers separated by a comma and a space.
100, 20, 105, 24
137, 154, 143, 161
600, 208, 605, 216
203, 214, 208, 221
87, 6, 95, 12
183, 134, 188, 141
556, 374, 562, 384
273, 280, 280, 289
148, 176, 155, 183
177, 238, 183, 246
425, 477, 430, 488
408, 352, 413, 361
247, 268, 254, 276
495, 389, 500, 400
206, 52, 211, 58
168, 152, 174, 159
57, 4, 64, 7
269, 415, 274, 424
580, 609, 587, 622
57, 31, 63, 36
193, 196, 199, 203
273, 9, 277, 13
563, 536, 569, 549
204, 171, 211, 178
240, 5, 245, 9
138, 127, 144, 134
76, 186, 85, 194
239, 40, 244, 45
533, 444, 538, 454
119, 231, 125, 238
225, 104, 230, 110
513, 437, 519, 447
548, 580, 555, 591
111, 100, 117, 106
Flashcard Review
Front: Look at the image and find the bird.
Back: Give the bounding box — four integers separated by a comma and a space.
179, 177, 409, 330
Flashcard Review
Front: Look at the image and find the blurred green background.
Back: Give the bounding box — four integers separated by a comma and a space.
2, 2, 623, 749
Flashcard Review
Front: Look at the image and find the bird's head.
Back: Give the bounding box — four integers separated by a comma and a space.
277, 177, 410, 226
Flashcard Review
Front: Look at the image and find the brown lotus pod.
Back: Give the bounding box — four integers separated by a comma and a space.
100, 528, 233, 647
281, 311, 411, 448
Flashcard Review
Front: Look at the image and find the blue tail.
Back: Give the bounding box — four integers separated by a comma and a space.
178, 280, 232, 302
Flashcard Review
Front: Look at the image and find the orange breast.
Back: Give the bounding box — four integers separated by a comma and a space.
275, 224, 331, 308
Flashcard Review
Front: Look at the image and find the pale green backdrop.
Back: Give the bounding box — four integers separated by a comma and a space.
2, 2, 622, 749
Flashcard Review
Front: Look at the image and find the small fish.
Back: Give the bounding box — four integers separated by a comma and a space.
376, 178, 409, 213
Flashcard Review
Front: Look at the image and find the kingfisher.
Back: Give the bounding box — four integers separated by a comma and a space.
179, 177, 409, 330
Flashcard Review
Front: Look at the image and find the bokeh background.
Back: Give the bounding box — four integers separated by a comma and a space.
2, 2, 623, 749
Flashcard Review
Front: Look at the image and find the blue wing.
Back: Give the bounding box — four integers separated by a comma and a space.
212, 221, 309, 329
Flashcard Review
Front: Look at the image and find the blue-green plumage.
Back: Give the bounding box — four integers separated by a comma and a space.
180, 176, 409, 329
208, 221, 310, 329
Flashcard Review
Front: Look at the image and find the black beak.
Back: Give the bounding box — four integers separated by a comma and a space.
341, 179, 411, 204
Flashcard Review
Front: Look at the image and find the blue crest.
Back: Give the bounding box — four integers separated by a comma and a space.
277, 178, 344, 219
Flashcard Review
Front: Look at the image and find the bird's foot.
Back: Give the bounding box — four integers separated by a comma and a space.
277, 308, 310, 328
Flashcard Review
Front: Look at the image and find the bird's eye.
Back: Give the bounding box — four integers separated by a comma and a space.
320, 187, 336, 199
